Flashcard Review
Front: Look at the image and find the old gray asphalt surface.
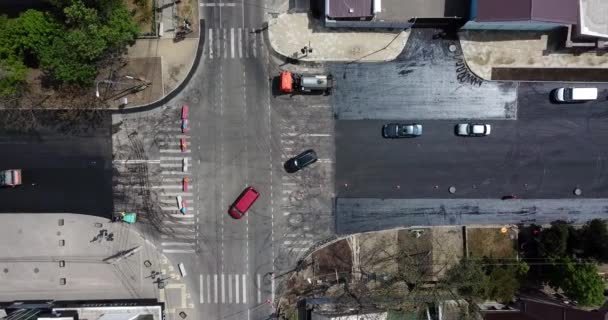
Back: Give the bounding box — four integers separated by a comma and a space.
0, 111, 112, 216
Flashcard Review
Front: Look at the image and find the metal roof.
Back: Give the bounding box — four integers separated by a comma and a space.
326, 0, 373, 19
476, 0, 578, 24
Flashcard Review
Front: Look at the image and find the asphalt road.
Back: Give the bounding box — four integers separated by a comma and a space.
329, 29, 517, 120
336, 84, 608, 199
0, 111, 112, 216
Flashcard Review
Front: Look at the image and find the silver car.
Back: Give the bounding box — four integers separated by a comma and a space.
456, 123, 491, 137
382, 123, 422, 138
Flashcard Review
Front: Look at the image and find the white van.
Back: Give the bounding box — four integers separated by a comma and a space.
178, 263, 187, 277
553, 87, 598, 102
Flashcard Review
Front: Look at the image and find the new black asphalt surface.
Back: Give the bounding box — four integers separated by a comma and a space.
336, 83, 608, 199
329, 29, 517, 120
0, 111, 112, 216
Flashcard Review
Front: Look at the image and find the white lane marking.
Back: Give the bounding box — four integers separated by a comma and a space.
160, 149, 191, 153
216, 27, 221, 58
209, 28, 213, 59
238, 28, 242, 58
203, 274, 205, 303
283, 211, 290, 216
223, 28, 227, 59
162, 249, 196, 253
161, 156, 192, 160
301, 133, 331, 137
113, 159, 160, 164
161, 242, 194, 246
228, 274, 233, 303
235, 274, 240, 304
257, 274, 261, 304
161, 220, 195, 225
317, 158, 333, 163
252, 28, 257, 58
221, 274, 226, 303
160, 164, 182, 168
162, 192, 193, 196
242, 274, 247, 304
214, 274, 218, 304
152, 185, 182, 189
230, 28, 235, 59
206, 274, 211, 304
161, 171, 192, 175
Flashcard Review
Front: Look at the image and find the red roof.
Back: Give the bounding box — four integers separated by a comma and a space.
476, 0, 578, 24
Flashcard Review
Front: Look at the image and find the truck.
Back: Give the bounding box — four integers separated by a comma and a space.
0, 169, 22, 187
279, 71, 333, 95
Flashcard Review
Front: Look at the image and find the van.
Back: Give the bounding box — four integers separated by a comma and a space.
229, 187, 260, 219
552, 87, 598, 102
178, 262, 187, 277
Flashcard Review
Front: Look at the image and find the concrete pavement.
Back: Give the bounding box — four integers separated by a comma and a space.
0, 214, 191, 317
268, 13, 408, 62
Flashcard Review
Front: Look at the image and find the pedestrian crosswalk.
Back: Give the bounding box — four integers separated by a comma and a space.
205, 28, 264, 59
199, 273, 270, 305
156, 110, 198, 254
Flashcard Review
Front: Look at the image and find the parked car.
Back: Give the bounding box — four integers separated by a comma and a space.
382, 123, 422, 138
0, 169, 21, 187
552, 87, 597, 103
228, 187, 260, 219
456, 123, 491, 137
284, 149, 318, 173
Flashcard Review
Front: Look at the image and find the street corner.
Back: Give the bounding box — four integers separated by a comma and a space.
268, 13, 409, 63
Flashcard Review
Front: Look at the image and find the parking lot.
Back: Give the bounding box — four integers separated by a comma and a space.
336, 84, 608, 199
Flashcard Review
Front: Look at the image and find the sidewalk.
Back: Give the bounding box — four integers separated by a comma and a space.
102, 0, 199, 108
460, 30, 608, 81
0, 214, 191, 319
268, 13, 409, 62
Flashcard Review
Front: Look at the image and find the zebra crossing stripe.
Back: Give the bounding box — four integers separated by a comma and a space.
209, 28, 213, 59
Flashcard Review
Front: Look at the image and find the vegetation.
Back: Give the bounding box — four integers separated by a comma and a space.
524, 220, 608, 307
0, 0, 138, 97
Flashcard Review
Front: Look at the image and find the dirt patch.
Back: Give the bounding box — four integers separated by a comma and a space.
176, 0, 199, 37
467, 227, 517, 259
97, 57, 163, 107
124, 0, 155, 35
312, 239, 352, 282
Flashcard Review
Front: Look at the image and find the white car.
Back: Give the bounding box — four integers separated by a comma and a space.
456, 123, 491, 137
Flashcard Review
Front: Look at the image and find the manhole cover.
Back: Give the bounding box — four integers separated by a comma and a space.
288, 213, 304, 226
34, 268, 39, 273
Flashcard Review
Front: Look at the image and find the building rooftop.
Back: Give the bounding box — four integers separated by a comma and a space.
475, 0, 578, 24
579, 0, 608, 38
326, 0, 466, 21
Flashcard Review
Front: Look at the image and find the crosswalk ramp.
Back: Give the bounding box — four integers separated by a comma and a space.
205, 28, 264, 59
199, 273, 269, 304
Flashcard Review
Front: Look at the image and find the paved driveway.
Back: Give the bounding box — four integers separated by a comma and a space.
330, 29, 518, 120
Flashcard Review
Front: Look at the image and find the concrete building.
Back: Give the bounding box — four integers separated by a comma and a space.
324, 0, 467, 28
0, 300, 164, 320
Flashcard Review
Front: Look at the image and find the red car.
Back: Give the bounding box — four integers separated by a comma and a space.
229, 187, 260, 219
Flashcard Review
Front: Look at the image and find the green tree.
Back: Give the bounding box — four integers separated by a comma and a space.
443, 259, 489, 300
538, 221, 572, 258
548, 258, 604, 307
0, 55, 27, 97
579, 219, 608, 261
484, 260, 529, 303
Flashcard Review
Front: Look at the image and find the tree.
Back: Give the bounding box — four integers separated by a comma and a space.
484, 259, 529, 303
0, 55, 27, 97
548, 258, 604, 307
579, 219, 608, 261
538, 221, 572, 258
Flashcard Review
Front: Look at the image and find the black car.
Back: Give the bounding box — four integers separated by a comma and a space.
284, 149, 318, 173
382, 123, 422, 138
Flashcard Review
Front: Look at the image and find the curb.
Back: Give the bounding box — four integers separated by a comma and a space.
113, 19, 206, 114
264, 21, 326, 68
